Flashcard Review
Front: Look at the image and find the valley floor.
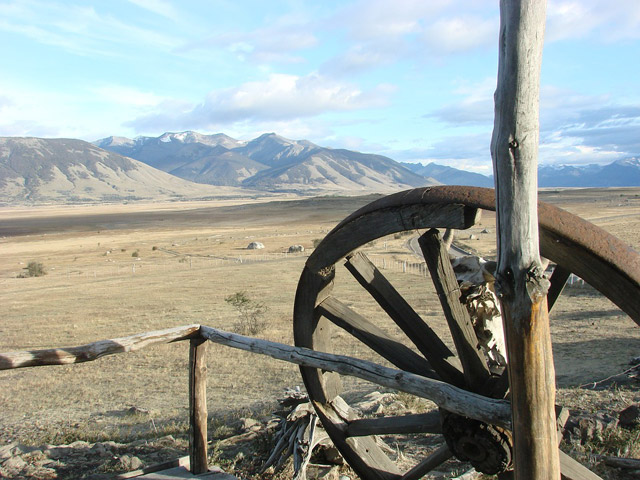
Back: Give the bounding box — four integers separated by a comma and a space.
1, 188, 639, 478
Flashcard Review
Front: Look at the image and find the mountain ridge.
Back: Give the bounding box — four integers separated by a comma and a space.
0, 137, 250, 205
96, 131, 431, 193
2, 131, 639, 206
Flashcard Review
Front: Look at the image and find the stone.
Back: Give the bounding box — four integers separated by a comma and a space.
288, 245, 305, 253
126, 406, 150, 416
3, 455, 27, 470
307, 464, 339, 480
90, 443, 110, 457
240, 418, 260, 431
564, 412, 618, 444
620, 404, 640, 429
246, 241, 264, 250
0, 443, 20, 460
118, 454, 143, 471
45, 446, 71, 459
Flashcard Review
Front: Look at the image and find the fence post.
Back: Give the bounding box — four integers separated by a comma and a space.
491, 1, 560, 478
189, 337, 208, 474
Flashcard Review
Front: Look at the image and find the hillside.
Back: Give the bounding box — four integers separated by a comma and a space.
538, 158, 640, 187
401, 161, 493, 187
97, 132, 432, 193
0, 137, 247, 205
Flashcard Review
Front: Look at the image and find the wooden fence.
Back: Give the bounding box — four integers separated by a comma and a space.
0, 324, 511, 477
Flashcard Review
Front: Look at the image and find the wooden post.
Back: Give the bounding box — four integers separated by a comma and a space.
491, 1, 560, 479
189, 337, 208, 474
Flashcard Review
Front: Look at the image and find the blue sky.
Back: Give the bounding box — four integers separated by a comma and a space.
1, 0, 639, 174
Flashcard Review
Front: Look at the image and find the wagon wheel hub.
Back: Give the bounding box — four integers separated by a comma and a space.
294, 186, 640, 480
442, 412, 513, 475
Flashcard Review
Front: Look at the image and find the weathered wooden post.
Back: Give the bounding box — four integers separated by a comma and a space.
189, 337, 208, 474
491, 1, 560, 479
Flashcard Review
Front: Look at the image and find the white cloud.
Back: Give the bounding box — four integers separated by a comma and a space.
422, 15, 497, 54
90, 85, 166, 108
0, 1, 180, 57
421, 78, 640, 168
335, 0, 451, 40
388, 131, 493, 173
428, 78, 496, 125
126, 0, 178, 20
128, 73, 395, 132
547, 0, 640, 42
323, 1, 497, 74
180, 15, 317, 65
321, 41, 406, 76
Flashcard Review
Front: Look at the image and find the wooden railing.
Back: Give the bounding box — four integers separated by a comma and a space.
0, 324, 511, 476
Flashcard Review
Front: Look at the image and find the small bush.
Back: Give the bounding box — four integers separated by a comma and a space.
225, 291, 269, 335
18, 262, 47, 278
152, 246, 158, 251
19, 261, 46, 278
312, 238, 323, 248
131, 250, 139, 257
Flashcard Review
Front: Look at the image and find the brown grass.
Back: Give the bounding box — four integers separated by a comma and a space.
1, 188, 639, 469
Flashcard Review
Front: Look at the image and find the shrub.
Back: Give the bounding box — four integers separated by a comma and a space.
312, 238, 323, 248
19, 261, 46, 277
131, 250, 139, 257
225, 291, 269, 335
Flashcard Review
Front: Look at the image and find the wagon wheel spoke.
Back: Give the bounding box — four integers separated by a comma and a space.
345, 411, 442, 437
547, 264, 571, 311
399, 444, 453, 480
317, 296, 438, 379
295, 186, 639, 480
344, 252, 465, 387
419, 229, 492, 392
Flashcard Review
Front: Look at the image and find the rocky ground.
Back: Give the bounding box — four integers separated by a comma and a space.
2, 383, 640, 480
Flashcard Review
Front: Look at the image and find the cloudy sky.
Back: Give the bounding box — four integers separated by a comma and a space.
1, 0, 639, 174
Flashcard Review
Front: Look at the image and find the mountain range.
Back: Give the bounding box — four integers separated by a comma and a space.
95, 132, 429, 192
0, 137, 245, 205
1, 130, 639, 205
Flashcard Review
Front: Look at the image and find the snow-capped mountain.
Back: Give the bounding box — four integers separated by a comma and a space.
0, 137, 240, 204
96, 132, 431, 193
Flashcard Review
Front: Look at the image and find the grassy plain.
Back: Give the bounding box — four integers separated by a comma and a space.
0, 188, 639, 456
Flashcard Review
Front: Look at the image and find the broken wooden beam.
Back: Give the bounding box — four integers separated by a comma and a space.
199, 325, 511, 428
0, 324, 201, 370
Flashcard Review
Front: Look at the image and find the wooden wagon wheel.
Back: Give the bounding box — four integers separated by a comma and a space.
293, 185, 640, 480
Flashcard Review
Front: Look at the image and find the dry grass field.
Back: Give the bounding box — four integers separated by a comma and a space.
1, 188, 639, 474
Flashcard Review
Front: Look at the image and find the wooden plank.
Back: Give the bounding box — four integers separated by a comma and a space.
345, 411, 442, 437
313, 400, 402, 480
547, 265, 571, 311
491, 1, 560, 478
399, 445, 453, 480
138, 465, 237, 479
318, 296, 438, 379
559, 451, 603, 480
199, 325, 512, 428
293, 266, 343, 404
419, 229, 491, 392
307, 203, 481, 273
115, 456, 190, 479
0, 324, 201, 370
189, 338, 208, 475
344, 252, 465, 387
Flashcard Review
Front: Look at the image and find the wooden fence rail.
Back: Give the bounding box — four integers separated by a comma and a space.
0, 323, 511, 476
